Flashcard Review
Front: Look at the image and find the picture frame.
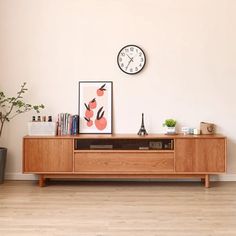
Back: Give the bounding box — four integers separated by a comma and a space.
78, 81, 113, 134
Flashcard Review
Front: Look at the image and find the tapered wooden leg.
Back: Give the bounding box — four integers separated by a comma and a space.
39, 175, 45, 187
205, 174, 210, 188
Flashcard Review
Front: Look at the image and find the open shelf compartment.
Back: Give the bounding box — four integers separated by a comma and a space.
74, 138, 174, 151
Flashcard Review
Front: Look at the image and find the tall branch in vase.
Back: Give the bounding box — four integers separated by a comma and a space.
0, 82, 44, 137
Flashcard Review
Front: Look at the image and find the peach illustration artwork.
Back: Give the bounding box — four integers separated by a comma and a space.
95, 107, 107, 130
79, 81, 112, 134
97, 84, 106, 96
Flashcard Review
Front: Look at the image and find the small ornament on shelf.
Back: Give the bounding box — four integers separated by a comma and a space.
163, 119, 177, 134
137, 113, 148, 136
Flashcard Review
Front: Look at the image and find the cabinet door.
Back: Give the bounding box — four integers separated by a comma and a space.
175, 138, 226, 172
175, 139, 196, 172
194, 139, 225, 172
24, 138, 73, 172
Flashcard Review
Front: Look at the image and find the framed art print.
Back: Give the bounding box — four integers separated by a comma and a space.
79, 81, 113, 134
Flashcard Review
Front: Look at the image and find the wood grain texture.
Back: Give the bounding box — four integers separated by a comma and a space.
175, 138, 225, 172
24, 138, 73, 172
74, 149, 174, 153
175, 139, 195, 172
1, 181, 236, 236
39, 175, 45, 187
74, 152, 174, 172
194, 139, 225, 172
43, 173, 205, 179
205, 174, 210, 188
23, 133, 226, 139
23, 135, 226, 188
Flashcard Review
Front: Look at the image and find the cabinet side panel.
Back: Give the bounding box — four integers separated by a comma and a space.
24, 139, 73, 172
175, 139, 195, 172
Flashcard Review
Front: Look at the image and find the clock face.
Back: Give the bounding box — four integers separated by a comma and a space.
117, 45, 146, 74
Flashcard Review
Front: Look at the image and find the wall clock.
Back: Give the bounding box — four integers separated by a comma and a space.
117, 45, 146, 75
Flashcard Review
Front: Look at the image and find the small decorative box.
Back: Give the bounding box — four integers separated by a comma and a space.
28, 122, 57, 136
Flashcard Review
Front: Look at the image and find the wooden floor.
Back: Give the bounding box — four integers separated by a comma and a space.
0, 181, 236, 236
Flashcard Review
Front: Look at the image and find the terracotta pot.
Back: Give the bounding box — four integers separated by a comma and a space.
0, 147, 7, 184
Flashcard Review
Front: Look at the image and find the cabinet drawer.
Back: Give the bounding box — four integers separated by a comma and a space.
74, 152, 174, 173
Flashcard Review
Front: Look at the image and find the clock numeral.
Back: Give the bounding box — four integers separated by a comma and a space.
125, 48, 129, 52
130, 68, 133, 73
139, 52, 142, 57
119, 57, 122, 62
140, 58, 144, 62
130, 47, 134, 51
139, 63, 142, 67
135, 67, 138, 71
121, 53, 125, 57
136, 48, 138, 53
121, 63, 124, 67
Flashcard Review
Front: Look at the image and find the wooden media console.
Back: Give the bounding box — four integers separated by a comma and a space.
23, 134, 227, 187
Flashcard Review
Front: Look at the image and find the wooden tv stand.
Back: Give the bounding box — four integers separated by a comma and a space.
23, 134, 226, 187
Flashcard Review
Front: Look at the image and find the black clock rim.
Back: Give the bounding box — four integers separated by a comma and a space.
117, 44, 146, 75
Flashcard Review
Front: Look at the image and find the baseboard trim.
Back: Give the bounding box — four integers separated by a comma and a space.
5, 172, 236, 181
211, 174, 236, 181
5, 172, 38, 180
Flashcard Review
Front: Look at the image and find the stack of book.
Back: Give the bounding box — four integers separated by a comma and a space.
57, 113, 79, 135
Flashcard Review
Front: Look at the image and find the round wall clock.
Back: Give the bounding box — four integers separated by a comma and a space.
117, 45, 146, 75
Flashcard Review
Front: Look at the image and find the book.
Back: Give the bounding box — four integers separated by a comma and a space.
57, 113, 79, 135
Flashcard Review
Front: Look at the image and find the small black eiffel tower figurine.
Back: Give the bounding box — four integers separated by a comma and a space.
137, 113, 148, 136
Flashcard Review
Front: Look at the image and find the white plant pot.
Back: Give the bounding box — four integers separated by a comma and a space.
165, 127, 176, 134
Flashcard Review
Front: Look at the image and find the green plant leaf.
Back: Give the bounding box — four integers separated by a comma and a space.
163, 119, 177, 127
0, 82, 44, 137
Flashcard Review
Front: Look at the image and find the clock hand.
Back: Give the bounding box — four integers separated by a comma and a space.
126, 54, 134, 62
125, 59, 132, 70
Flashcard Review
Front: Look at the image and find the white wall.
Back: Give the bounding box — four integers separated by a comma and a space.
0, 0, 236, 180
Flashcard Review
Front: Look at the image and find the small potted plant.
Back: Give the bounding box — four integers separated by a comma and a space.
0, 82, 44, 183
163, 119, 177, 134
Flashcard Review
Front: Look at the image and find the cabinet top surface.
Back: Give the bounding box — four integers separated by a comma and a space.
23, 134, 226, 139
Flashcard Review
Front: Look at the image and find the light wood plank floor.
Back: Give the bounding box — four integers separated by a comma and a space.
0, 181, 236, 236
